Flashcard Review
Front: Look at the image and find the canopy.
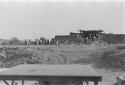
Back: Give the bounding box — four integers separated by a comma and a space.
0, 64, 102, 82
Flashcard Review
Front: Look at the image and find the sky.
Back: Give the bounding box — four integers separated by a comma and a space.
0, 0, 124, 40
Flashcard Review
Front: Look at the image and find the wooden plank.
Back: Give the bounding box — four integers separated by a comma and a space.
0, 75, 102, 81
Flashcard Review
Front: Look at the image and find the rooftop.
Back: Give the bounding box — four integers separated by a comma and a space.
0, 64, 100, 77
79, 30, 103, 33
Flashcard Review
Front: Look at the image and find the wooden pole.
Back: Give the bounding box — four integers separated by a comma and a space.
86, 81, 88, 85
22, 80, 24, 85
83, 81, 86, 85
3, 80, 10, 85
11, 80, 15, 85
38, 80, 45, 85
94, 81, 98, 85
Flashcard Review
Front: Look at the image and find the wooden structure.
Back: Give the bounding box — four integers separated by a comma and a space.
55, 35, 70, 44
53, 30, 103, 45
0, 64, 102, 85
70, 32, 80, 44
78, 30, 103, 45
54, 33, 79, 44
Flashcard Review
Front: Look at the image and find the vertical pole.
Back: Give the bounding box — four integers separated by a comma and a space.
83, 81, 89, 85
44, 81, 50, 85
11, 80, 15, 85
22, 80, 24, 85
98, 32, 100, 46
82, 81, 85, 85
38, 80, 45, 85
15, 82, 18, 85
94, 81, 98, 85
86, 81, 88, 85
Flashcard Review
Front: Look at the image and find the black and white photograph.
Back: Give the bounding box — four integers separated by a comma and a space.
0, 0, 124, 85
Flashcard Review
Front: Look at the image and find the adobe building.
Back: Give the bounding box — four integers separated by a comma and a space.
55, 35, 70, 44
79, 30, 103, 45
53, 29, 103, 45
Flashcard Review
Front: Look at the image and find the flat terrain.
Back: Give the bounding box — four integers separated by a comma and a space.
0, 44, 125, 85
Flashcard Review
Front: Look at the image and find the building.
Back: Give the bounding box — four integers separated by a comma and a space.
55, 35, 70, 44
53, 29, 103, 45
79, 30, 103, 45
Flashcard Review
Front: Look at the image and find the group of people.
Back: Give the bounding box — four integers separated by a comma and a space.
24, 38, 49, 45
24, 32, 101, 45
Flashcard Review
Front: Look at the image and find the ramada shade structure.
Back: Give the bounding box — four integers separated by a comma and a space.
78, 29, 103, 33
0, 64, 102, 85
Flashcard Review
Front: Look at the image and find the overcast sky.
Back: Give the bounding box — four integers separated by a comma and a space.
0, 0, 124, 40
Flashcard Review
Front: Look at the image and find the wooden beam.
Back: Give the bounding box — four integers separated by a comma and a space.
0, 75, 102, 82
3, 80, 10, 85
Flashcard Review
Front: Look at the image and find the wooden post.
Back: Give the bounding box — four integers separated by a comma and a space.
11, 80, 15, 85
15, 82, 18, 85
3, 80, 10, 85
22, 80, 24, 85
94, 81, 98, 85
38, 80, 46, 85
82, 81, 88, 85
86, 81, 88, 85
82, 81, 85, 85
44, 81, 50, 85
